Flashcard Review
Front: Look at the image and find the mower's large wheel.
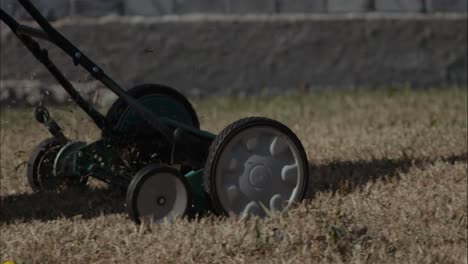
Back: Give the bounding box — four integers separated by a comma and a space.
203, 117, 309, 218
27, 138, 65, 192
104, 84, 200, 138
126, 165, 191, 224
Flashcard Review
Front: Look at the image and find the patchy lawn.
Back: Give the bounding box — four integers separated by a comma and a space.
1, 89, 466, 263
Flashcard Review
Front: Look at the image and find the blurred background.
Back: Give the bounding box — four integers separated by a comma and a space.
2, 0, 467, 19
0, 0, 467, 106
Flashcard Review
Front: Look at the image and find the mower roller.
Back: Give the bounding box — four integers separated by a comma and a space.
1, 0, 310, 224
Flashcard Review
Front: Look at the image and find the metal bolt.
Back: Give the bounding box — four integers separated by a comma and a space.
157, 196, 167, 206
74, 52, 81, 59
93, 67, 99, 73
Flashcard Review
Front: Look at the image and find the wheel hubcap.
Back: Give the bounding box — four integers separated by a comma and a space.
249, 165, 270, 189
215, 126, 305, 217
157, 196, 167, 206
136, 172, 188, 224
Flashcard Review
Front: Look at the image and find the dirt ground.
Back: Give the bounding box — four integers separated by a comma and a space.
0, 88, 466, 263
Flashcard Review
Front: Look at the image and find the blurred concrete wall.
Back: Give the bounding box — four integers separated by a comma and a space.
1, 0, 466, 20
1, 14, 466, 106
0, 1, 466, 106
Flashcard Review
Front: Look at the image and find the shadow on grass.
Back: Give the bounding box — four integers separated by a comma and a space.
306, 152, 467, 198
1, 153, 466, 223
0, 187, 126, 224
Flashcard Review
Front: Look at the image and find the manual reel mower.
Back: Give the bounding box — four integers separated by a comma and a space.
1, 0, 310, 224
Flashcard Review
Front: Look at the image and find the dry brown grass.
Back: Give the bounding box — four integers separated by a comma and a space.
0, 89, 467, 263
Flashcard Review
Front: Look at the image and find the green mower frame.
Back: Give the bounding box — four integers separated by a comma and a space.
1, 0, 310, 224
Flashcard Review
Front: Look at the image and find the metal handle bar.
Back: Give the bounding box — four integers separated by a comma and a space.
16, 25, 54, 44
1, 0, 174, 144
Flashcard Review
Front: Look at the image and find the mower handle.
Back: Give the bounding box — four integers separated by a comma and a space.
0, 1, 175, 145
16, 24, 56, 44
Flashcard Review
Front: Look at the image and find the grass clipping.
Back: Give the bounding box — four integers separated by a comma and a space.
0, 89, 467, 263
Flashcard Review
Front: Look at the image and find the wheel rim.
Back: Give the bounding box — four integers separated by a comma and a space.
53, 141, 86, 177
36, 144, 63, 190
214, 126, 306, 217
135, 171, 189, 224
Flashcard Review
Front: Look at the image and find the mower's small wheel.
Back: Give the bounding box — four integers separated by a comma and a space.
27, 138, 66, 192
203, 117, 309, 218
126, 165, 191, 224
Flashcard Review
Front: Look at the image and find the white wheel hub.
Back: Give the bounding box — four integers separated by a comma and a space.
214, 126, 306, 217
135, 171, 188, 224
